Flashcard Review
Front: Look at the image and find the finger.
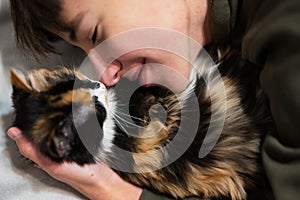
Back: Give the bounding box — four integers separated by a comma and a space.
7, 128, 68, 180
8, 129, 50, 167
7, 127, 22, 140
15, 134, 40, 162
8, 127, 41, 164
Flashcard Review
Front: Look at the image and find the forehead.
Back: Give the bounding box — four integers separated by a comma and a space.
59, 0, 90, 23
56, 0, 91, 41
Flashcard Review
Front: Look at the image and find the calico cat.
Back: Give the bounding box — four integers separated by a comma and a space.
10, 55, 272, 200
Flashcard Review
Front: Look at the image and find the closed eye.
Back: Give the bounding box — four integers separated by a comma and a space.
91, 26, 98, 44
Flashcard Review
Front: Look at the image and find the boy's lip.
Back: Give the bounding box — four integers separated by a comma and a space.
123, 58, 146, 81
138, 62, 149, 86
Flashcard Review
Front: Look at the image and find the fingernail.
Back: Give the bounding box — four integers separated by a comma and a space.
8, 129, 21, 140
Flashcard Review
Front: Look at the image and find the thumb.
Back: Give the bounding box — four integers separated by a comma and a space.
7, 127, 22, 140
7, 127, 41, 164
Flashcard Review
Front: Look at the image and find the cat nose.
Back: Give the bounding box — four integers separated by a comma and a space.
95, 82, 101, 89
94, 82, 106, 92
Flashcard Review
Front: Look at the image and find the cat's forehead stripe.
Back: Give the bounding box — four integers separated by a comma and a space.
49, 89, 93, 107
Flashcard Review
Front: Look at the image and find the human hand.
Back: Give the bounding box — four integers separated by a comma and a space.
7, 127, 143, 200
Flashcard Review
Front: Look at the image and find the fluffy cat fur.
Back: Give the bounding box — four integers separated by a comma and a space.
10, 55, 272, 200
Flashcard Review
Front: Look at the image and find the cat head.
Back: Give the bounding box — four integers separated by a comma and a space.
10, 68, 115, 164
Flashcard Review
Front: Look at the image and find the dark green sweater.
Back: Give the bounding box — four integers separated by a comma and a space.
141, 0, 300, 199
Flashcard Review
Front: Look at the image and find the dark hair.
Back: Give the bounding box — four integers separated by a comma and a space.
10, 0, 71, 58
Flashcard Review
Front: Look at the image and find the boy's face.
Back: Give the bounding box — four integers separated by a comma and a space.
56, 0, 208, 91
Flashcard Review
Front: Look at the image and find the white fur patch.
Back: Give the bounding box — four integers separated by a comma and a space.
88, 80, 117, 160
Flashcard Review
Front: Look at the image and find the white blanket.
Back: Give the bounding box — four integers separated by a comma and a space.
0, 0, 87, 199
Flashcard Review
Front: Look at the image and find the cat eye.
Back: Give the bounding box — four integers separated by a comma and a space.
91, 26, 98, 44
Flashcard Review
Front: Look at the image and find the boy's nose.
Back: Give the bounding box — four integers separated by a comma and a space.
99, 60, 121, 86
88, 51, 121, 86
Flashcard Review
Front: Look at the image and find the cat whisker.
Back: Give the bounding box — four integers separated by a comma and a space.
113, 116, 129, 133
115, 110, 146, 122
111, 113, 145, 134
112, 111, 145, 127
111, 110, 148, 130
57, 56, 67, 69
114, 116, 138, 128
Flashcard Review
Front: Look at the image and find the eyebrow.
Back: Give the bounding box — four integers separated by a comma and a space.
68, 12, 86, 42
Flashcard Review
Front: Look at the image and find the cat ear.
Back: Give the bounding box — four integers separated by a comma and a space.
10, 68, 34, 93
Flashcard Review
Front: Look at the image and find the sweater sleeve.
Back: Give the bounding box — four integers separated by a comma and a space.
260, 35, 300, 199
241, 0, 300, 199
